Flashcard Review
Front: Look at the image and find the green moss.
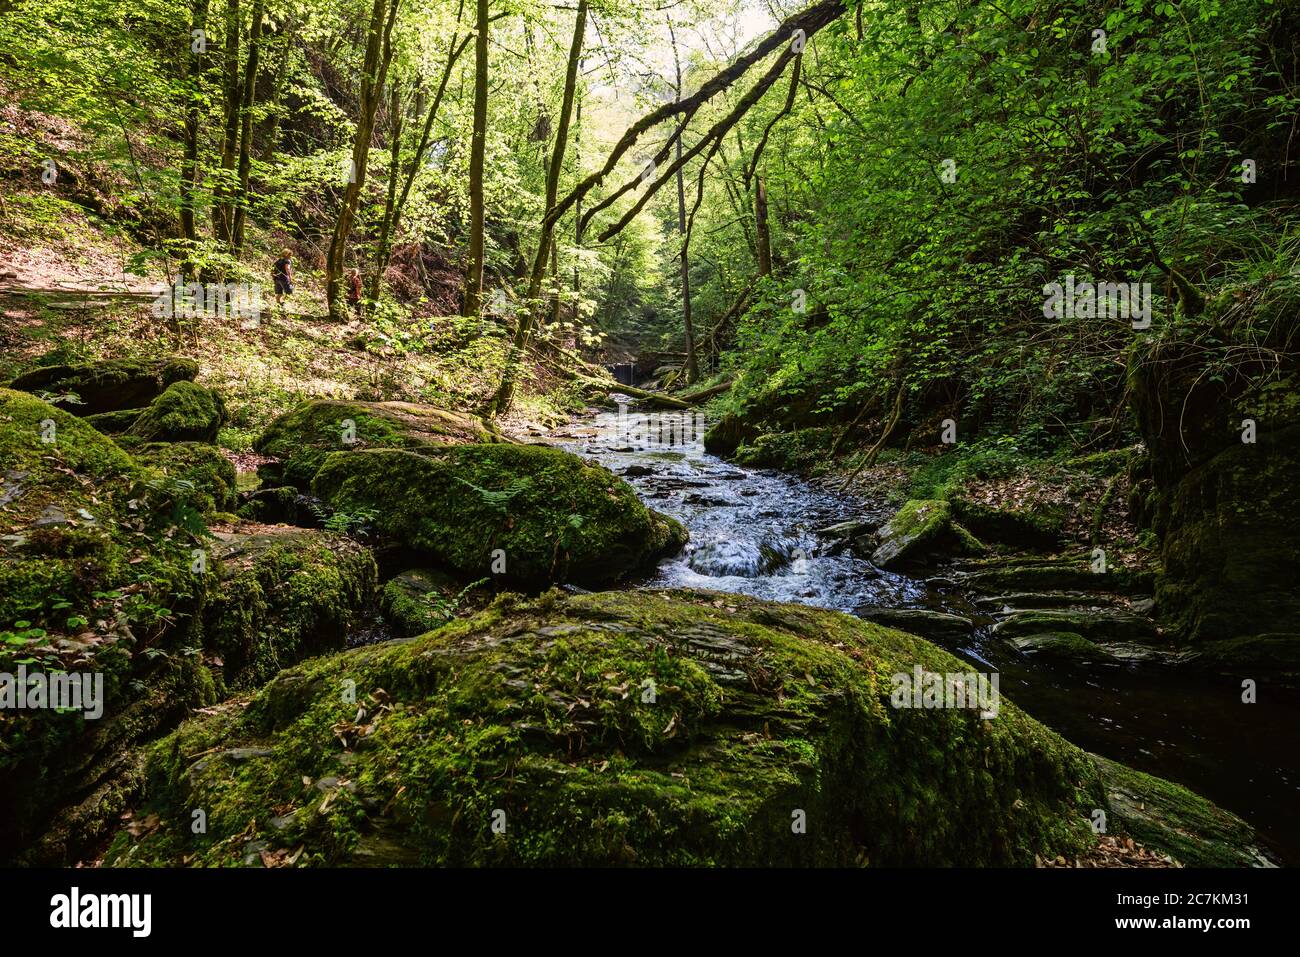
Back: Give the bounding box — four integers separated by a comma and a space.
950, 499, 1064, 551
84, 407, 146, 434
107, 589, 1129, 867
204, 531, 378, 690
379, 567, 491, 637
871, 499, 985, 569
312, 444, 687, 587
7, 356, 198, 416
133, 442, 238, 514
1093, 755, 1269, 867
254, 399, 499, 490
127, 381, 227, 443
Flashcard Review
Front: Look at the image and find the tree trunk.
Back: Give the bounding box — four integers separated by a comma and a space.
367, 20, 470, 304
370, 80, 404, 312
212, 0, 240, 248
754, 174, 772, 277
325, 0, 400, 321
488, 0, 587, 414
179, 0, 210, 278
231, 0, 264, 254
670, 19, 699, 385
462, 0, 490, 319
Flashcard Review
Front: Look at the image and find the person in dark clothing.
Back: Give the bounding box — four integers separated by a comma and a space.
272, 248, 293, 308
345, 267, 364, 320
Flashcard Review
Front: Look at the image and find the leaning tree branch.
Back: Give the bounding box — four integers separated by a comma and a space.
543, 0, 845, 240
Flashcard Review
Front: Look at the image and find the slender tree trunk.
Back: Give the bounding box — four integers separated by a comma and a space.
573, 89, 582, 299
367, 19, 469, 303
462, 0, 490, 318
231, 0, 264, 254
262, 15, 298, 163
325, 0, 400, 321
488, 0, 587, 414
371, 81, 404, 308
670, 19, 699, 384
180, 0, 210, 278
213, 0, 240, 247
754, 174, 772, 277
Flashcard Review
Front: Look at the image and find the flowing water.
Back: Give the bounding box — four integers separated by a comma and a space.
548, 405, 1300, 864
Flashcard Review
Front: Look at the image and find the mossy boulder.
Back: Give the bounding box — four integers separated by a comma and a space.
702, 411, 759, 458
1129, 303, 1300, 644
0, 390, 379, 862
102, 589, 1258, 867
312, 443, 687, 588
126, 380, 227, 443
379, 567, 492, 637
84, 407, 146, 434
949, 498, 1065, 551
7, 356, 199, 416
254, 399, 499, 490
992, 609, 1157, 643
202, 529, 378, 691
133, 442, 238, 514
871, 499, 985, 569
237, 485, 316, 525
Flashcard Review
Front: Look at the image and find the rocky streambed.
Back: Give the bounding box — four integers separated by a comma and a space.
546, 405, 1300, 865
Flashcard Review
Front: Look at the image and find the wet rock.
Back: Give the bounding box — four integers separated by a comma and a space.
992, 609, 1158, 643
853, 607, 975, 643
1009, 632, 1118, 663
871, 500, 985, 569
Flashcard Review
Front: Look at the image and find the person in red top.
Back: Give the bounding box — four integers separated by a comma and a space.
345, 267, 364, 320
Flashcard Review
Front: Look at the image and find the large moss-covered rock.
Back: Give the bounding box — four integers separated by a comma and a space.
0, 390, 378, 863
133, 442, 237, 514
871, 499, 984, 569
312, 443, 687, 587
702, 411, 759, 458
1094, 756, 1273, 867
203, 529, 377, 691
126, 380, 227, 443
7, 356, 198, 415
255, 399, 499, 490
102, 590, 1258, 867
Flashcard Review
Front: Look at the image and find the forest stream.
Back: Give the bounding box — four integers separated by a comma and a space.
544, 403, 1300, 865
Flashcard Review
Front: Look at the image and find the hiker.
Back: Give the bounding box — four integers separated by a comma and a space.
272, 248, 293, 308
345, 267, 364, 320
